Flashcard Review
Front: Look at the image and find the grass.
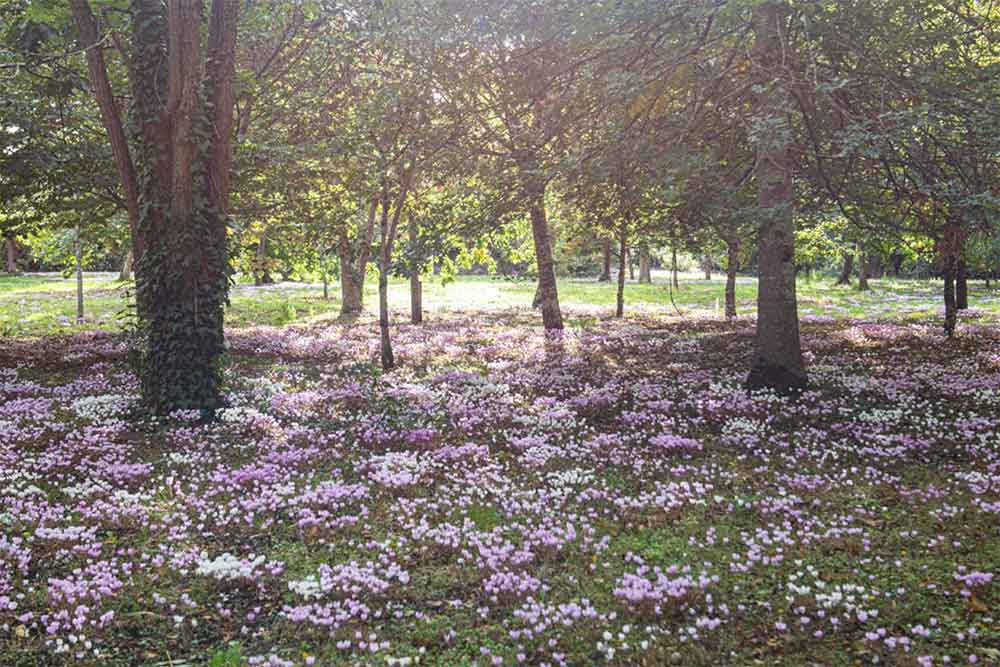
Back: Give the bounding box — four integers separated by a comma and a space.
2, 270, 999, 337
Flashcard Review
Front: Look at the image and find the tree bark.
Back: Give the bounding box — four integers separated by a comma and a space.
126, 0, 239, 414
337, 200, 377, 317
627, 248, 635, 281
70, 0, 141, 259
702, 252, 712, 280
75, 225, 84, 323
638, 246, 652, 284
616, 228, 627, 318
378, 216, 394, 370
599, 237, 612, 282
725, 236, 739, 320
524, 177, 562, 330
119, 248, 133, 281
409, 214, 422, 324
956, 258, 968, 310
835, 252, 853, 285
4, 237, 17, 274
857, 242, 870, 291
746, 1, 807, 393
671, 246, 680, 289
941, 216, 963, 335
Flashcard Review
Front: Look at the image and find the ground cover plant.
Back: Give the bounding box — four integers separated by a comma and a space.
1, 278, 998, 666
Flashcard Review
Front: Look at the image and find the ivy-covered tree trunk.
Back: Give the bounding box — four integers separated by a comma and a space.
129, 0, 239, 415
599, 238, 612, 282
725, 236, 739, 320
746, 1, 807, 393
73, 0, 239, 414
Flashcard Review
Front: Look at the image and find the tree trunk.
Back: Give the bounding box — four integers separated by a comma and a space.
409, 214, 422, 324
599, 237, 612, 282
75, 225, 84, 323
638, 246, 652, 284
337, 201, 377, 317
125, 0, 239, 415
671, 246, 680, 289
338, 240, 364, 316
379, 250, 394, 370
940, 216, 963, 335
70, 0, 141, 259
253, 236, 267, 286
725, 237, 739, 320
835, 252, 853, 285
943, 264, 957, 337
956, 258, 968, 310
524, 178, 562, 330
119, 248, 133, 281
616, 228, 627, 318
4, 237, 17, 274
890, 251, 904, 277
746, 1, 807, 394
322, 273, 329, 300
627, 248, 635, 281
702, 252, 712, 280
857, 242, 870, 291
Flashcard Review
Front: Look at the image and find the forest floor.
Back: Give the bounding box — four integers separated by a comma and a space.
1, 275, 999, 666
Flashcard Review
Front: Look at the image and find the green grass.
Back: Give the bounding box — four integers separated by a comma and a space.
2, 271, 999, 337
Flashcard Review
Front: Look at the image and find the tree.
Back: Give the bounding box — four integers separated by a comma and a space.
745, 1, 807, 392
71, 0, 239, 414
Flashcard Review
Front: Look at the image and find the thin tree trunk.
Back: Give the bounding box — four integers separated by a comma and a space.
599, 237, 612, 282
638, 246, 652, 284
4, 237, 17, 274
941, 216, 962, 335
119, 248, 133, 281
627, 248, 635, 280
379, 252, 393, 369
75, 225, 84, 323
857, 242, 870, 291
746, 1, 807, 393
671, 246, 680, 289
725, 236, 738, 320
616, 228, 627, 318
943, 265, 957, 337
956, 258, 968, 310
322, 273, 329, 300
70, 0, 141, 259
702, 252, 712, 280
835, 252, 853, 285
524, 179, 562, 330
409, 214, 422, 324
